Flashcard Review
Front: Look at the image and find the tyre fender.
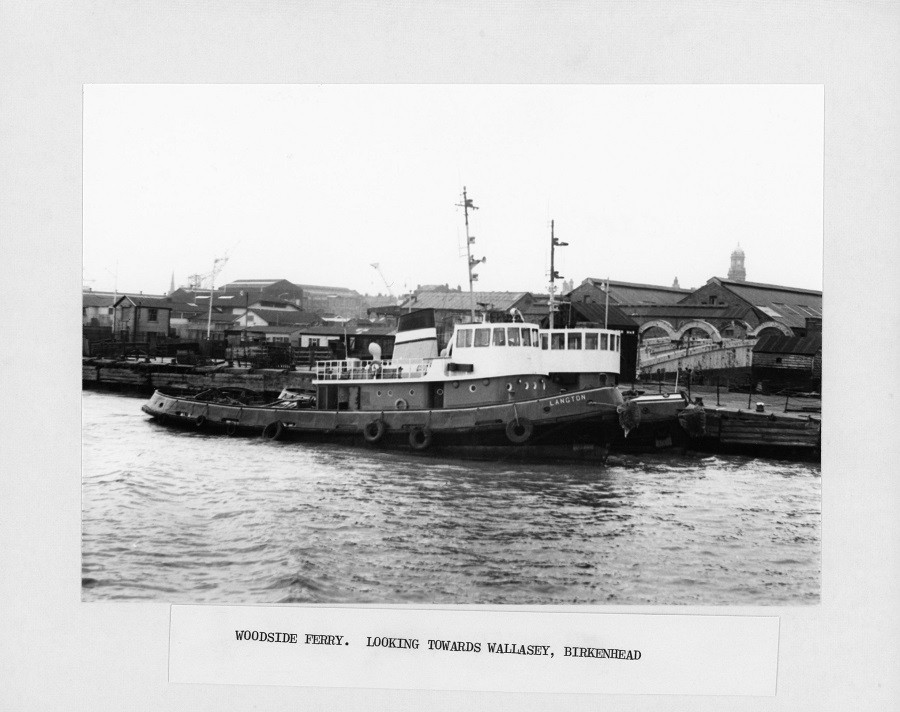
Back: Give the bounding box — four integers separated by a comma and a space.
408, 427, 433, 450
505, 417, 534, 444
363, 419, 387, 444
262, 421, 284, 441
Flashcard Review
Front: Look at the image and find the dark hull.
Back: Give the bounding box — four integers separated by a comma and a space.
141, 386, 627, 458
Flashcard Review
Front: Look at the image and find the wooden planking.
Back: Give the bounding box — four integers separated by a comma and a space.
704, 407, 821, 449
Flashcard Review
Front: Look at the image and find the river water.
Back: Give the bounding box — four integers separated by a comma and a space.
82, 391, 820, 605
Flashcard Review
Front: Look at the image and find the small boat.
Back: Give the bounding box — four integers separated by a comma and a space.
142, 308, 636, 458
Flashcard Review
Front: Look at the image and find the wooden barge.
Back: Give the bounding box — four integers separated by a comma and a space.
683, 406, 821, 459
82, 359, 314, 398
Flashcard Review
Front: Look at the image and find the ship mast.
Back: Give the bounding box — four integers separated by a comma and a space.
548, 220, 568, 328
457, 187, 485, 322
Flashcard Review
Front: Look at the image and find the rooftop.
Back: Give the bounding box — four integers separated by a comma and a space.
753, 333, 822, 355
403, 290, 531, 312
706, 278, 823, 330
580, 278, 692, 306
246, 308, 319, 325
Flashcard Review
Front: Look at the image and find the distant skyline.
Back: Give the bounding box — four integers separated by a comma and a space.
83, 85, 823, 297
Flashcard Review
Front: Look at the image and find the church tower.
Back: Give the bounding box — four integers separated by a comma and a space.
728, 244, 746, 282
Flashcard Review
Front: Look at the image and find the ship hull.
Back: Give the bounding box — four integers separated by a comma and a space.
141, 386, 625, 456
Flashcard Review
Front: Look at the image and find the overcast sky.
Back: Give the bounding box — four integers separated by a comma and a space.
83, 84, 823, 297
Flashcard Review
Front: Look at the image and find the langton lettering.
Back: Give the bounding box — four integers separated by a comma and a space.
548, 394, 587, 407
234, 630, 298, 643
366, 636, 419, 650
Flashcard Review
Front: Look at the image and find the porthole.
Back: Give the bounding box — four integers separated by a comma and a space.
452, 381, 460, 389
506, 383, 513, 392
376, 390, 382, 397
482, 379, 490, 386
533, 382, 538, 390
387, 389, 393, 397
524, 382, 530, 390
469, 384, 477, 392
409, 389, 415, 396
436, 388, 444, 395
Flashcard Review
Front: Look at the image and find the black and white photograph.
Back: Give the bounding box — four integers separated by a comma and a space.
4, 2, 898, 710
81, 84, 823, 606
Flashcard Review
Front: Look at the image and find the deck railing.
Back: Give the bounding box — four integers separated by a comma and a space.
315, 359, 433, 381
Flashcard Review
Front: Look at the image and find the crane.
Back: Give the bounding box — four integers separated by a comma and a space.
187, 254, 229, 339
370, 262, 395, 298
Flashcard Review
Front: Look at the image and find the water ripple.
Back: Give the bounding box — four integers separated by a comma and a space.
82, 391, 821, 604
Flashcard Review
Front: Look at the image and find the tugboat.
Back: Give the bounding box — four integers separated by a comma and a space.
141, 307, 629, 459
141, 189, 690, 459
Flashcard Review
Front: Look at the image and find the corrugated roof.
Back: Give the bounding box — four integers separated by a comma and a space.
583, 278, 691, 306
753, 334, 822, 355
247, 308, 318, 325
713, 278, 822, 330
83, 293, 115, 308
570, 300, 638, 328
403, 291, 530, 312
113, 296, 175, 309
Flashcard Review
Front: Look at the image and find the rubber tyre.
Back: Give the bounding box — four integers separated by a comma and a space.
505, 417, 534, 444
262, 421, 284, 441
195, 414, 207, 429
363, 419, 387, 444
408, 428, 433, 450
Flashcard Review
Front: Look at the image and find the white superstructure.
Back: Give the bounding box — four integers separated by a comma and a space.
315, 322, 621, 384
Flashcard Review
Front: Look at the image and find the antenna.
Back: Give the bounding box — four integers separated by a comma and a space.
456, 186, 484, 322
548, 220, 569, 328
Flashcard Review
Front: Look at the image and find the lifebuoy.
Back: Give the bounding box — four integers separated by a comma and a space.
195, 414, 207, 428
394, 398, 408, 410
408, 428, 433, 450
505, 417, 534, 444
262, 421, 284, 441
363, 419, 387, 444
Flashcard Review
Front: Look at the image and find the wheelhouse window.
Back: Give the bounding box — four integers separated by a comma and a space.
492, 327, 506, 346
600, 333, 609, 350
567, 332, 582, 350
532, 329, 539, 347
507, 327, 520, 346
613, 335, 620, 351
540, 333, 549, 350
521, 328, 532, 347
474, 328, 490, 347
550, 332, 565, 350
585, 332, 598, 349
456, 329, 472, 348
